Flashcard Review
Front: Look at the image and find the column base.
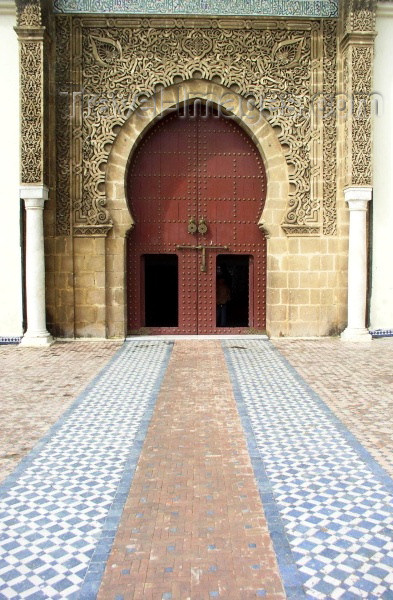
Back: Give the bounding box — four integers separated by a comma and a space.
340, 328, 372, 342
20, 332, 54, 347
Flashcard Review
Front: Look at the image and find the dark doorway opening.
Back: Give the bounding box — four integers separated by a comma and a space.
144, 254, 178, 327
216, 255, 249, 328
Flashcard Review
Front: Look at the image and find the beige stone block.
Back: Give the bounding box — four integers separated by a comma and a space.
58, 289, 74, 307
320, 255, 334, 271
300, 272, 320, 289
327, 272, 339, 287
287, 238, 300, 253
86, 289, 106, 305
288, 305, 299, 321
75, 322, 106, 338
310, 255, 321, 270
288, 273, 300, 288
106, 255, 117, 273
45, 255, 55, 273
85, 255, 105, 272
73, 255, 85, 271
270, 305, 287, 322
270, 272, 288, 288
335, 286, 347, 306
74, 288, 86, 307
288, 322, 319, 337
60, 256, 74, 272
268, 238, 288, 255
96, 272, 106, 288
318, 272, 328, 287
74, 273, 95, 288
299, 305, 320, 322
281, 289, 290, 304
55, 272, 73, 289
268, 289, 281, 305
107, 320, 126, 339
335, 255, 348, 272
310, 289, 321, 305
107, 272, 126, 287
288, 255, 310, 271
106, 237, 125, 255
298, 238, 322, 254
73, 237, 96, 255
268, 256, 281, 271
45, 238, 55, 256
289, 289, 310, 304
109, 305, 127, 321
75, 305, 97, 323
320, 289, 335, 305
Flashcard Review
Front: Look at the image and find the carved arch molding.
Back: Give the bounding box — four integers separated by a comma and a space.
55, 16, 338, 237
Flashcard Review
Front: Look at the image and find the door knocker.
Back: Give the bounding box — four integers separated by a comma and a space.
198, 218, 208, 235
188, 217, 197, 235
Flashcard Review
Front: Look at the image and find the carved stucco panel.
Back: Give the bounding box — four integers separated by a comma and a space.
55, 16, 71, 235
20, 39, 43, 184
351, 45, 373, 186
56, 17, 338, 236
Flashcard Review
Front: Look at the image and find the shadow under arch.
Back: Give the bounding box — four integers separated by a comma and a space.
105, 80, 289, 338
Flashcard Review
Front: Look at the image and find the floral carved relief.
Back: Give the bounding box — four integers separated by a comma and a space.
56, 17, 338, 236
15, 0, 48, 186
340, 1, 375, 188
55, 17, 71, 235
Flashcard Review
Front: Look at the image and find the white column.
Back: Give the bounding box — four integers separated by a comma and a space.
341, 186, 372, 342
20, 185, 53, 347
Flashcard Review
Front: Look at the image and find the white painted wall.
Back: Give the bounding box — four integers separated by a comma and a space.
0, 1, 23, 338
370, 2, 393, 330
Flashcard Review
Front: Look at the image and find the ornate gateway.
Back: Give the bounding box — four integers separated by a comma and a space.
55, 15, 338, 238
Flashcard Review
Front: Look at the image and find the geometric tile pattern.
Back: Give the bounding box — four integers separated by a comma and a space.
223, 340, 393, 600
0, 341, 172, 600
0, 337, 22, 345
53, 0, 339, 18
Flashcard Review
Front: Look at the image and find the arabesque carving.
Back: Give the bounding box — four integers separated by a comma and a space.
351, 45, 373, 185
55, 16, 71, 235
20, 40, 43, 183
16, 0, 41, 27
16, 0, 47, 186
340, 0, 375, 187
322, 19, 337, 235
57, 16, 338, 236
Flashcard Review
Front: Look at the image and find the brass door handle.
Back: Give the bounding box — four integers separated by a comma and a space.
188, 217, 197, 234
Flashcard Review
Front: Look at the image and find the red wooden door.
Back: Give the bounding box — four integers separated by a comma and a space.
127, 106, 267, 335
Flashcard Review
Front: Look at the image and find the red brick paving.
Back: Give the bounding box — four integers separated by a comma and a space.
98, 341, 285, 600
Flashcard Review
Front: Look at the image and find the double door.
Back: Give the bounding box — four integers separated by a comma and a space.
127, 105, 267, 335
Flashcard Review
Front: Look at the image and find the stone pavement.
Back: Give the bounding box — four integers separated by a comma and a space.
0, 337, 392, 599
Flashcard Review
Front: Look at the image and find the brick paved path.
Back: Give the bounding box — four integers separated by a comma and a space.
98, 341, 285, 600
0, 337, 392, 599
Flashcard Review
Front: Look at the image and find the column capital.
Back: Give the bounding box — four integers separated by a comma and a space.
20, 184, 49, 201
344, 185, 373, 206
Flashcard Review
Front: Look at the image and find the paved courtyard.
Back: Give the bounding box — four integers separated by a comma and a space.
0, 337, 392, 599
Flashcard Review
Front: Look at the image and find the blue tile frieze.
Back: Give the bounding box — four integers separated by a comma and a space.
53, 0, 339, 18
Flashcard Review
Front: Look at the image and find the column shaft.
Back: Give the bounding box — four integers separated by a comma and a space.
341, 187, 372, 342
20, 186, 53, 346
